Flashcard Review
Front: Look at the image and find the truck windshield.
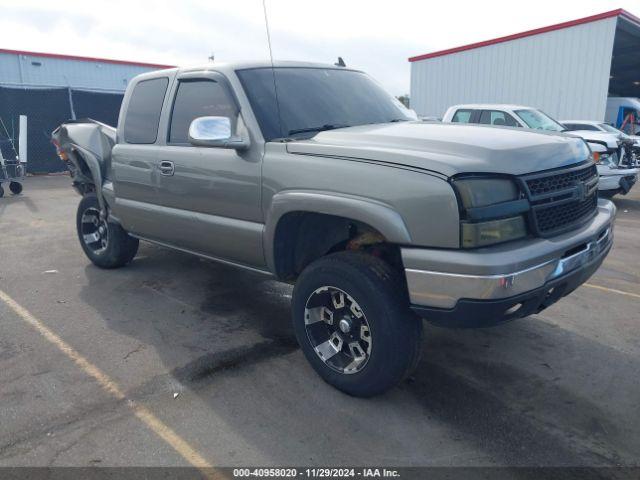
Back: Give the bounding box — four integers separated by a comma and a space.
236, 67, 415, 141
514, 109, 565, 132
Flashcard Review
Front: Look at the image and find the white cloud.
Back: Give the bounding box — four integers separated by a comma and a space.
1, 0, 638, 95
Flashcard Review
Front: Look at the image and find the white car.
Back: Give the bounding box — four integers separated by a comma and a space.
442, 104, 565, 131
442, 104, 639, 197
587, 143, 638, 198
562, 120, 639, 167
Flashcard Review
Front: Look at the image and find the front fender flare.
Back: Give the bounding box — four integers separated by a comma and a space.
264, 190, 412, 274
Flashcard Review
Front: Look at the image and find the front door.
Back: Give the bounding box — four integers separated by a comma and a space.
154, 73, 264, 268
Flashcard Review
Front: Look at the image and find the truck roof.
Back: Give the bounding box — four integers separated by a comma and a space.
143, 60, 361, 77
448, 103, 535, 111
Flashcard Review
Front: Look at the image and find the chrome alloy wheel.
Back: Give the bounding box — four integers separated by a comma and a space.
304, 286, 372, 374
80, 207, 109, 254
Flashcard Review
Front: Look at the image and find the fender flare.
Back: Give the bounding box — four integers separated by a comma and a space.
72, 145, 106, 214
263, 190, 412, 274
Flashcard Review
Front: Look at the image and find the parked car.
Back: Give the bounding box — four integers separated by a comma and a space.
561, 120, 640, 167
442, 104, 638, 197
53, 62, 615, 397
442, 104, 564, 131
587, 143, 639, 198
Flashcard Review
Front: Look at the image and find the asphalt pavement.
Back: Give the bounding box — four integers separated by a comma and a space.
0, 175, 639, 475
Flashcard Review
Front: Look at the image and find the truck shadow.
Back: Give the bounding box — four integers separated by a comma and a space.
79, 243, 640, 468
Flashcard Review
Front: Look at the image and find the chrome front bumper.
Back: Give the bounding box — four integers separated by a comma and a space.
403, 200, 615, 310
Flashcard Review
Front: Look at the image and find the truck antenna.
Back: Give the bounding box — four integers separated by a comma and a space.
262, 0, 284, 139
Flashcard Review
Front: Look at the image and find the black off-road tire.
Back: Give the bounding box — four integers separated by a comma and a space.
9, 182, 22, 195
76, 193, 139, 269
292, 251, 423, 397
0, 185, 4, 198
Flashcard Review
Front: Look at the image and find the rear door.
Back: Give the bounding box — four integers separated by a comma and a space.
153, 71, 264, 267
111, 73, 174, 239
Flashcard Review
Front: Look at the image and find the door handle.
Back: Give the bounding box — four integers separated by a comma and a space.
159, 161, 175, 176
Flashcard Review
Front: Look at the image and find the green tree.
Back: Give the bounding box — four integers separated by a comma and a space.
396, 94, 410, 108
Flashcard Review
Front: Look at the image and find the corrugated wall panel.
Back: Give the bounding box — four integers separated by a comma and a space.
410, 17, 617, 121
0, 53, 159, 92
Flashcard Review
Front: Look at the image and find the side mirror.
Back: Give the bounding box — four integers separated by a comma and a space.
188, 116, 250, 150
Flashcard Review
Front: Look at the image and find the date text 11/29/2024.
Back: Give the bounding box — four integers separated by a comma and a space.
233, 468, 400, 477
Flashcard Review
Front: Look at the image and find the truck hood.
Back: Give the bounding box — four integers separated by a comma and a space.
286, 122, 590, 177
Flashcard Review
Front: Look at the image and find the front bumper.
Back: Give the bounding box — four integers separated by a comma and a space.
403, 199, 615, 327
597, 166, 639, 193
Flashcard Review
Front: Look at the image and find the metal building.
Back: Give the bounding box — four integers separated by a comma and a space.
409, 9, 640, 121
0, 49, 173, 172
0, 48, 172, 93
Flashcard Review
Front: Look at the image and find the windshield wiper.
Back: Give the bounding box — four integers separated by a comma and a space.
287, 124, 350, 136
388, 118, 409, 123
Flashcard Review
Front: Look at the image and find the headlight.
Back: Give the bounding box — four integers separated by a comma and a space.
454, 178, 519, 208
452, 177, 528, 248
594, 152, 617, 167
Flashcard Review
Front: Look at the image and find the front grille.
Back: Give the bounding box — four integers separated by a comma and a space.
526, 164, 597, 196
520, 162, 599, 236
534, 193, 597, 233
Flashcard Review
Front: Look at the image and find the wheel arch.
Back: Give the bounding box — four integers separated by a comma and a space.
68, 146, 107, 212
265, 191, 412, 279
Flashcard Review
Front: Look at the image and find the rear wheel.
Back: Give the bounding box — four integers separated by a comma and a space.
76, 193, 139, 269
292, 251, 423, 397
9, 182, 22, 195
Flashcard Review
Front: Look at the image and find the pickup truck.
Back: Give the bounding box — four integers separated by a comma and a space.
442, 104, 639, 198
52, 61, 615, 397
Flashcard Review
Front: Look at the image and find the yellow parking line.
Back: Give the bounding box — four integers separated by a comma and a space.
584, 283, 640, 300
0, 289, 222, 479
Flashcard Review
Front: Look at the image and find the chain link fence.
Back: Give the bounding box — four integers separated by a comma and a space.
0, 86, 123, 173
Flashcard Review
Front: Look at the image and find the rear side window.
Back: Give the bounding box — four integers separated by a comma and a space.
168, 80, 236, 144
452, 109, 473, 123
124, 77, 169, 144
479, 110, 519, 127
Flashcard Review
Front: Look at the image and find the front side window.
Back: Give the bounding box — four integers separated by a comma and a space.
124, 77, 169, 144
169, 80, 237, 144
478, 110, 519, 127
452, 109, 473, 123
236, 67, 414, 141
514, 109, 564, 131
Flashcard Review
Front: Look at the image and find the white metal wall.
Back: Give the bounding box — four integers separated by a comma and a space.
410, 17, 617, 121
0, 52, 162, 93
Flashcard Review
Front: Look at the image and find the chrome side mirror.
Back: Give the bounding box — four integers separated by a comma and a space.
188, 116, 249, 150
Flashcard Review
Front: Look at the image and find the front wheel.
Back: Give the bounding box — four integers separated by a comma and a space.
292, 252, 423, 397
76, 193, 139, 269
